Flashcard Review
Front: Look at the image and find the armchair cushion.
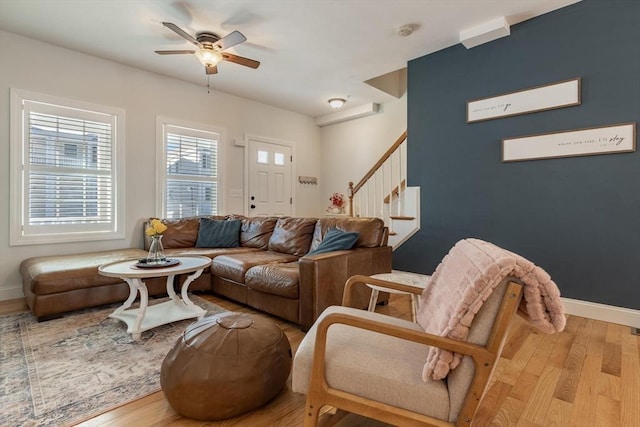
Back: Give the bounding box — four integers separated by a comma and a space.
196, 218, 241, 248
292, 306, 450, 420
307, 228, 359, 255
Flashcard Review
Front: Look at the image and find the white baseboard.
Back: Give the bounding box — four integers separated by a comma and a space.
0, 284, 25, 302
561, 297, 640, 329
2, 284, 637, 328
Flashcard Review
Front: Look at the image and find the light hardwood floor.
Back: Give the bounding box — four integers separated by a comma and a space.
2, 294, 638, 426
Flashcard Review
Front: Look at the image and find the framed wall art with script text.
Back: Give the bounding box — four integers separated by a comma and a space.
467, 77, 581, 123
502, 122, 636, 162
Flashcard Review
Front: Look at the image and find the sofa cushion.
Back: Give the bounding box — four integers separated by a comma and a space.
211, 251, 300, 284
308, 228, 359, 255
310, 217, 385, 252
245, 262, 299, 299
152, 217, 201, 248
196, 218, 241, 248
164, 247, 263, 275
239, 216, 278, 249
268, 217, 317, 256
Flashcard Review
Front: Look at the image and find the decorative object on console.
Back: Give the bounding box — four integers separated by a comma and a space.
502, 122, 636, 162
467, 77, 581, 123
146, 218, 168, 264
328, 192, 345, 214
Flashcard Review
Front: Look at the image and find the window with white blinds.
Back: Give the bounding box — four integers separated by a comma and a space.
160, 122, 222, 219
10, 89, 125, 245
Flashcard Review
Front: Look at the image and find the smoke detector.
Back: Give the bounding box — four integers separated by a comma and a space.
397, 24, 415, 37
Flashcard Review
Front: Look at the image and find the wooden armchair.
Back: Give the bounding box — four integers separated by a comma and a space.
291, 274, 524, 426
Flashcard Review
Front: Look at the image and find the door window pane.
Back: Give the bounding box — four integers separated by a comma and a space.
257, 150, 269, 164
274, 152, 285, 166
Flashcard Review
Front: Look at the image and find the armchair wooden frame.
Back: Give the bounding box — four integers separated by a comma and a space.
303, 274, 524, 427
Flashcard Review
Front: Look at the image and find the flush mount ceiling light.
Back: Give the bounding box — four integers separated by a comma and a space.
328, 98, 346, 109
195, 47, 223, 67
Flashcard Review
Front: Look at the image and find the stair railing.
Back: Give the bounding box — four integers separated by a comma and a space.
348, 131, 407, 220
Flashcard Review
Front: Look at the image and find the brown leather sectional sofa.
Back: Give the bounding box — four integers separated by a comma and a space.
20, 215, 392, 330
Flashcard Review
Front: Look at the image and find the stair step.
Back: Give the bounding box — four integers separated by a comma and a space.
390, 216, 415, 220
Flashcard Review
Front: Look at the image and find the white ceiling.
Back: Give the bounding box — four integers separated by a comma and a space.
0, 0, 581, 117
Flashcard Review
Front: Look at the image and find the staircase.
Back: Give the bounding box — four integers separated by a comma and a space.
348, 131, 420, 249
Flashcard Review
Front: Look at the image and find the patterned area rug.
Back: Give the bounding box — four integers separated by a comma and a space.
0, 295, 226, 426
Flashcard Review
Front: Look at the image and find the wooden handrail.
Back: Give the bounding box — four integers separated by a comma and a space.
348, 131, 407, 216
349, 131, 407, 196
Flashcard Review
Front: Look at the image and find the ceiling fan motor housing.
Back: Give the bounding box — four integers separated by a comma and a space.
196, 32, 221, 48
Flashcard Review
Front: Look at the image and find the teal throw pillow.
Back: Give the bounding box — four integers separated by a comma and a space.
308, 228, 359, 255
196, 218, 241, 248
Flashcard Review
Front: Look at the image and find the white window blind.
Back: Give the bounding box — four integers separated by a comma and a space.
164, 125, 219, 219
10, 89, 124, 245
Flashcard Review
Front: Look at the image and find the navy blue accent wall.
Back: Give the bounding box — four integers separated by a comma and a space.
396, 0, 640, 309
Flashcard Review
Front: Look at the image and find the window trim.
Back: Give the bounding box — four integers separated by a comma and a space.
155, 116, 226, 218
10, 88, 126, 245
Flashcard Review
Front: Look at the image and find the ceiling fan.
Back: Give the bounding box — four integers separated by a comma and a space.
155, 22, 260, 75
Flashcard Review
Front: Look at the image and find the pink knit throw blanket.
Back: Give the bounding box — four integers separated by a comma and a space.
417, 238, 566, 381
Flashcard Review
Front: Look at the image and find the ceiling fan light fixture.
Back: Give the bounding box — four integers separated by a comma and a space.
328, 98, 346, 109
195, 48, 222, 67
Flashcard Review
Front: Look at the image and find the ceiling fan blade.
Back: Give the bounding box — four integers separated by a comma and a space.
155, 50, 196, 55
162, 22, 201, 47
206, 65, 218, 75
214, 30, 247, 50
221, 52, 260, 69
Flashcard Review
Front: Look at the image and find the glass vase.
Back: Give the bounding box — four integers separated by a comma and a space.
147, 234, 166, 265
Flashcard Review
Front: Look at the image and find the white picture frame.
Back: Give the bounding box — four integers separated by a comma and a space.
502, 122, 636, 162
467, 78, 581, 123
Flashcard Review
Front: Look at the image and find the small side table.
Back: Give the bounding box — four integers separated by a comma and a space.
367, 271, 430, 322
98, 256, 211, 339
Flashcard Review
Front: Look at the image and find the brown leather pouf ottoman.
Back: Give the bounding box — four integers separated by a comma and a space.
160, 312, 292, 420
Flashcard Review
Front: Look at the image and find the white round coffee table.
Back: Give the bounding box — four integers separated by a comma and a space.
367, 271, 430, 321
98, 256, 211, 340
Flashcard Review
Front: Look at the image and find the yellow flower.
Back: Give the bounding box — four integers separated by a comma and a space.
146, 219, 167, 236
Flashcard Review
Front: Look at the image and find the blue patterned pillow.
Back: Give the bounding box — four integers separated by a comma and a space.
196, 218, 241, 248
308, 228, 359, 255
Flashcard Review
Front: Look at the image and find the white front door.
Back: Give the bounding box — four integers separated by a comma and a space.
248, 139, 292, 216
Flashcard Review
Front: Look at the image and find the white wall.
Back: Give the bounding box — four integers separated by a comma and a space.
320, 93, 407, 212
0, 30, 322, 300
